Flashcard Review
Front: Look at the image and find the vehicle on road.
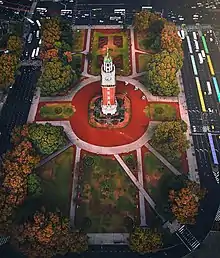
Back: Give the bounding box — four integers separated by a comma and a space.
207, 81, 212, 95
39, 39, 42, 45
27, 33, 33, 44
36, 20, 41, 28
194, 40, 199, 52
193, 31, 197, 40
31, 49, 36, 59
198, 53, 203, 64
201, 50, 206, 58
35, 47, 40, 57
36, 30, 40, 39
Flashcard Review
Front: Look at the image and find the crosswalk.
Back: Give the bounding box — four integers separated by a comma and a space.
176, 225, 200, 251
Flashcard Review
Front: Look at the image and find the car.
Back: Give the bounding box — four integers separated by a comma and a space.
211, 125, 215, 130
192, 126, 196, 132
204, 91, 207, 95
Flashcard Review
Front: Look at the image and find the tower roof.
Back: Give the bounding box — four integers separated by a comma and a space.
104, 47, 112, 63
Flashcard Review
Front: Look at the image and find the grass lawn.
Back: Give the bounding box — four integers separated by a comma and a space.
90, 31, 130, 76
76, 154, 138, 233
40, 103, 75, 119
72, 53, 83, 71
144, 103, 178, 121
121, 153, 137, 172
15, 148, 74, 223
143, 152, 173, 205
138, 54, 152, 72
73, 30, 86, 52
136, 32, 151, 51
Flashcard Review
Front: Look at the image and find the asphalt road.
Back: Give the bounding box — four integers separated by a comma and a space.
0, 20, 41, 155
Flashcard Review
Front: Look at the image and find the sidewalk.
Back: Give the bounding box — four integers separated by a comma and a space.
177, 71, 200, 183
27, 87, 40, 123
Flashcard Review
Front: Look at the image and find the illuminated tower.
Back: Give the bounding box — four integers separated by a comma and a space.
101, 48, 117, 115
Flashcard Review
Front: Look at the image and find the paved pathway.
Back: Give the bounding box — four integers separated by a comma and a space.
82, 28, 91, 77
145, 143, 181, 176
87, 233, 129, 245
136, 148, 147, 226
70, 146, 81, 225
130, 28, 137, 75
27, 87, 40, 123
36, 142, 72, 168
177, 71, 200, 183
36, 120, 158, 155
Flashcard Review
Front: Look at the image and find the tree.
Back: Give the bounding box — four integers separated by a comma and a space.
144, 50, 181, 96
151, 121, 189, 160
40, 48, 59, 61
133, 11, 159, 33
0, 54, 18, 89
28, 123, 66, 155
161, 23, 183, 55
128, 227, 163, 254
42, 17, 61, 49
37, 59, 75, 96
11, 211, 88, 258
7, 35, 22, 56
169, 181, 206, 224
27, 174, 43, 197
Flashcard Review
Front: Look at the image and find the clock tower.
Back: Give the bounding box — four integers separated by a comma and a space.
101, 48, 117, 115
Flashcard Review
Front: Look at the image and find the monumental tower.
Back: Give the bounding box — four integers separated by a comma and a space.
101, 48, 117, 115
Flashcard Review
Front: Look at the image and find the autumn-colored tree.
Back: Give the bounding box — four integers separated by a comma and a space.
151, 121, 189, 160
144, 50, 181, 96
0, 54, 18, 89
40, 48, 59, 60
133, 11, 161, 33
42, 17, 61, 49
161, 23, 183, 55
64, 51, 73, 63
2, 140, 40, 175
128, 227, 163, 254
28, 123, 66, 155
7, 35, 22, 56
11, 211, 88, 258
11, 124, 30, 145
169, 181, 206, 224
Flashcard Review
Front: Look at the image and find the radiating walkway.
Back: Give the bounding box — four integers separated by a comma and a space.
136, 148, 147, 226
145, 143, 181, 176
70, 146, 81, 225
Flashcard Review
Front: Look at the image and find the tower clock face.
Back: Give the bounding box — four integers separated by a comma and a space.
105, 76, 111, 81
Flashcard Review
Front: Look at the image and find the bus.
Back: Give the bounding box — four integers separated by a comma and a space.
192, 31, 197, 40
212, 77, 220, 102
36, 30, 40, 39
194, 40, 199, 52
201, 50, 206, 58
35, 47, 40, 57
31, 49, 36, 59
207, 81, 212, 95
208, 133, 219, 165
186, 36, 193, 54
27, 33, 33, 43
190, 55, 198, 76
195, 77, 206, 112
201, 35, 209, 54
180, 29, 185, 39
36, 20, 41, 28
198, 53, 203, 64
207, 55, 215, 76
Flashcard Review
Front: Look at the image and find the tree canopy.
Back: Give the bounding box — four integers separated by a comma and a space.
37, 59, 75, 96
11, 211, 88, 258
0, 54, 18, 89
128, 227, 163, 254
27, 123, 66, 155
161, 23, 183, 54
42, 17, 61, 49
169, 181, 206, 224
151, 121, 189, 160
144, 50, 181, 96
7, 35, 22, 56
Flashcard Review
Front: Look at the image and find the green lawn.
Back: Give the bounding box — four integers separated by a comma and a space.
71, 53, 83, 71
40, 103, 75, 120
143, 152, 173, 204
121, 153, 137, 172
90, 31, 130, 76
138, 54, 152, 72
73, 29, 86, 52
144, 103, 178, 121
36, 147, 74, 216
15, 148, 74, 223
75, 155, 138, 233
136, 32, 151, 51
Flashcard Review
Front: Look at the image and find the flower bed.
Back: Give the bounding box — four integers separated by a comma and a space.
113, 36, 123, 47
98, 36, 108, 49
